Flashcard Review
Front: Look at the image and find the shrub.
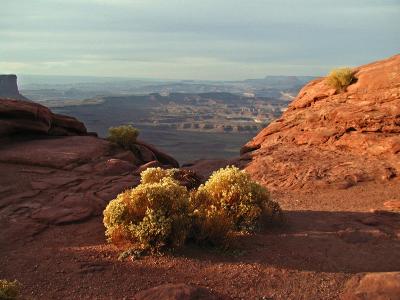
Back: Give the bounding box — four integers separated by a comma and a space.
190, 194, 233, 246
141, 167, 202, 190
103, 176, 191, 252
103, 166, 284, 251
107, 125, 139, 150
140, 167, 177, 184
326, 68, 355, 91
0, 280, 20, 300
191, 166, 283, 234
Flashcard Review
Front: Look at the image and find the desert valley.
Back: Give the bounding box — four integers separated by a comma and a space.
1, 0, 399, 299
0, 54, 399, 299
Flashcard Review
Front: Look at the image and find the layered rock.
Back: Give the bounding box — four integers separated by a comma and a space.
241, 54, 400, 190
0, 74, 28, 100
0, 98, 87, 137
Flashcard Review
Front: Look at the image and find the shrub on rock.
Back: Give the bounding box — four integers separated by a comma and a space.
191, 166, 283, 234
107, 125, 139, 150
103, 176, 191, 251
326, 68, 355, 91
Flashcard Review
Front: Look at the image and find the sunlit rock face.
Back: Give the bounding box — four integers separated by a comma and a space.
241, 54, 400, 190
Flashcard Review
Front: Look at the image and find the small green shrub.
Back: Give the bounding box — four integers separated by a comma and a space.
107, 125, 139, 150
326, 68, 355, 91
191, 166, 283, 233
0, 280, 20, 300
103, 176, 191, 252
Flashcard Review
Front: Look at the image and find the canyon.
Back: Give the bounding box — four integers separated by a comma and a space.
0, 54, 399, 299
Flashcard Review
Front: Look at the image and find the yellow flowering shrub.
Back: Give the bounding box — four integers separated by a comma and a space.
103, 177, 191, 251
104, 166, 284, 251
140, 167, 177, 184
191, 166, 283, 233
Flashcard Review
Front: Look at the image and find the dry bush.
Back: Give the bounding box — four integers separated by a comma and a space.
104, 166, 284, 251
191, 166, 283, 234
141, 167, 202, 190
107, 125, 139, 149
0, 280, 20, 300
190, 187, 232, 245
326, 68, 355, 91
103, 177, 191, 251
140, 167, 177, 184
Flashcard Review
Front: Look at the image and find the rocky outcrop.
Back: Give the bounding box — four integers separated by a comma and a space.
135, 140, 179, 168
341, 272, 400, 300
0, 98, 87, 137
0, 74, 28, 100
0, 99, 183, 241
241, 54, 400, 190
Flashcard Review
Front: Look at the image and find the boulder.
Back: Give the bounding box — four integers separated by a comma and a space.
135, 140, 179, 168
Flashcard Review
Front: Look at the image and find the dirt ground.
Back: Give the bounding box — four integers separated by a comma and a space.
1, 179, 399, 299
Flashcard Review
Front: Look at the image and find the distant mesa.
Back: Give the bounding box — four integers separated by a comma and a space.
0, 74, 29, 101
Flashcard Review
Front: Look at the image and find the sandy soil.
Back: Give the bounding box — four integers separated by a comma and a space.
1, 180, 399, 299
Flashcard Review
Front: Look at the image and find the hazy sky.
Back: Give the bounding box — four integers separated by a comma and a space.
1, 0, 399, 80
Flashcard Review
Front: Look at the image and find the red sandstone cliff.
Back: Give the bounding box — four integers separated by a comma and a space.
241, 54, 400, 190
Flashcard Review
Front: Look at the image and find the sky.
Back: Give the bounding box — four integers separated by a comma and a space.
1, 0, 399, 80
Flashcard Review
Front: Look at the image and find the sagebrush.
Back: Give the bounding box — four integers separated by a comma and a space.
103, 175, 191, 251
191, 166, 283, 235
103, 166, 283, 251
140, 167, 177, 184
0, 280, 20, 300
326, 68, 355, 91
107, 125, 139, 150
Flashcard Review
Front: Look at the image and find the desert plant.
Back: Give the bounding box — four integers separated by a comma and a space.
141, 167, 202, 190
191, 166, 283, 234
326, 67, 355, 91
103, 176, 191, 251
107, 125, 139, 150
190, 195, 233, 246
0, 280, 20, 300
140, 167, 177, 184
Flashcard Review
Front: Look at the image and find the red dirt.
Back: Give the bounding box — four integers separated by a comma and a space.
1, 179, 399, 299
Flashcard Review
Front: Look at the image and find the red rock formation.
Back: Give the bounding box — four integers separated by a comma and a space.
0, 99, 182, 239
241, 54, 400, 190
341, 272, 400, 300
0, 98, 87, 136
